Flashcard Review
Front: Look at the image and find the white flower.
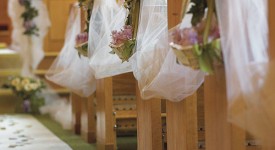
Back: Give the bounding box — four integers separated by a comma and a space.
24, 84, 32, 92
21, 78, 30, 86
30, 83, 39, 90
11, 78, 20, 86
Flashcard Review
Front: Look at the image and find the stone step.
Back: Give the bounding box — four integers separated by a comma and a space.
0, 69, 21, 86
37, 52, 59, 70
0, 49, 22, 69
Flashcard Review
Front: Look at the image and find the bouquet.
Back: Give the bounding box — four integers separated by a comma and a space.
75, 32, 89, 57
170, 0, 222, 74
3, 76, 46, 114
75, 0, 94, 57
18, 0, 39, 36
109, 0, 140, 62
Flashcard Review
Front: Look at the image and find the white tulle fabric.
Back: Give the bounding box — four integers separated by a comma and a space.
40, 85, 72, 130
8, 0, 51, 76
88, 0, 129, 79
131, 1, 204, 102
216, 0, 275, 146
46, 5, 96, 97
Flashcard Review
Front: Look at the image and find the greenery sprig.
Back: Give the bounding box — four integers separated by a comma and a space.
75, 0, 94, 57
19, 0, 39, 36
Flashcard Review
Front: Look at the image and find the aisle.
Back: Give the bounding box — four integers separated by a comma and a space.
0, 115, 72, 150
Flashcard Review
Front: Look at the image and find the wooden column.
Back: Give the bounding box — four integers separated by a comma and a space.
166, 0, 198, 149
96, 78, 116, 150
166, 96, 198, 150
136, 82, 162, 150
204, 66, 246, 150
71, 93, 82, 135
262, 1, 275, 149
81, 94, 96, 143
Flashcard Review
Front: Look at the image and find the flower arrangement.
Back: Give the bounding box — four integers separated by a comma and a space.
3, 76, 46, 114
18, 0, 39, 36
170, 0, 222, 74
109, 0, 140, 62
75, 0, 94, 57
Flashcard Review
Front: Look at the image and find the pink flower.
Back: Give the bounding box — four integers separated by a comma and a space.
111, 25, 133, 46
172, 16, 220, 46
23, 20, 36, 31
172, 27, 198, 46
75, 32, 88, 45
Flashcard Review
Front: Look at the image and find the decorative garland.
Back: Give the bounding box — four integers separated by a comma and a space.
18, 0, 39, 36
171, 0, 222, 74
109, 0, 140, 62
75, 0, 94, 57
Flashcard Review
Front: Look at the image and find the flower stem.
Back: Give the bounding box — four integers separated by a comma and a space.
203, 0, 214, 45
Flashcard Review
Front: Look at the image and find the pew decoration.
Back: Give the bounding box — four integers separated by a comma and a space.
109, 0, 140, 62
3, 76, 46, 114
75, 0, 94, 57
8, 0, 51, 76
130, 0, 204, 101
88, 0, 130, 78
18, 0, 39, 36
216, 0, 275, 145
171, 0, 222, 74
46, 4, 96, 97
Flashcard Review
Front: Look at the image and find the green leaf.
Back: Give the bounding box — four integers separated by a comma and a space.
198, 50, 214, 74
187, 0, 207, 26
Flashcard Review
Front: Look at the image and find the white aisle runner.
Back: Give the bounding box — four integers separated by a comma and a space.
0, 115, 72, 150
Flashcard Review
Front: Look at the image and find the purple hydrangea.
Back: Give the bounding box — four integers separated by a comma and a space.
172, 17, 220, 46
111, 25, 133, 46
23, 99, 31, 113
75, 32, 88, 45
172, 27, 198, 46
23, 20, 36, 31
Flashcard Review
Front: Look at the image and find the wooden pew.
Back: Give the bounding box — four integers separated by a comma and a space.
71, 93, 82, 135
262, 1, 275, 149
204, 67, 246, 150
136, 82, 162, 150
166, 0, 198, 149
96, 72, 162, 150
96, 77, 116, 150
81, 94, 96, 143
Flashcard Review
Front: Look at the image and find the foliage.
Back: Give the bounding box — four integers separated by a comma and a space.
3, 76, 46, 100
187, 0, 208, 26
75, 0, 94, 57
18, 0, 39, 36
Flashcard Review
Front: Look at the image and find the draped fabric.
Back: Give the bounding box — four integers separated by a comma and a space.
216, 0, 275, 146
8, 0, 51, 76
132, 1, 204, 101
88, 0, 129, 79
46, 5, 96, 97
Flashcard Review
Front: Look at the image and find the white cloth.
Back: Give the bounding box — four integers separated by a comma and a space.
131, 0, 204, 101
216, 0, 275, 146
8, 0, 51, 76
0, 115, 72, 150
46, 5, 96, 97
88, 0, 129, 79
